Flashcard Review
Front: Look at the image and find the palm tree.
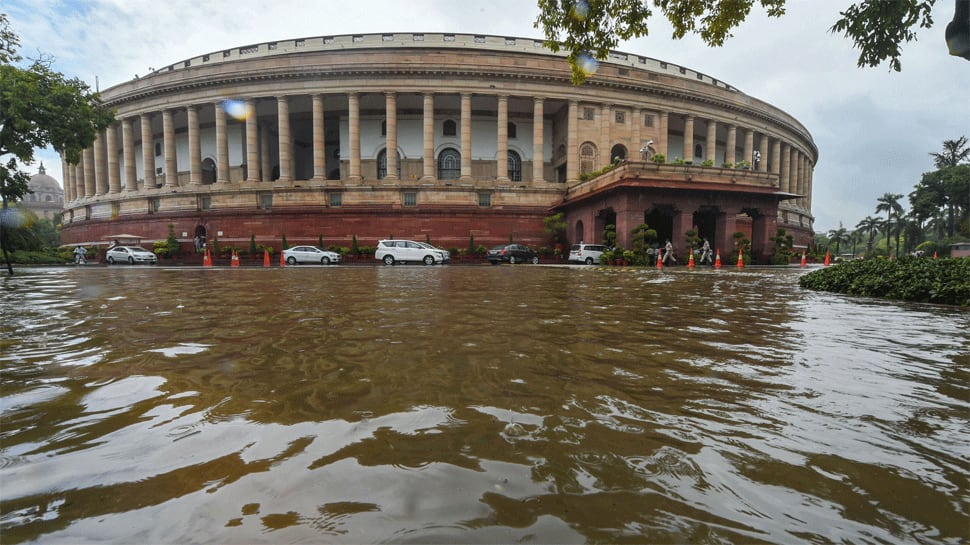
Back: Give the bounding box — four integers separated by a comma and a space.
875, 193, 904, 257
929, 136, 969, 169
827, 224, 849, 256
855, 216, 881, 257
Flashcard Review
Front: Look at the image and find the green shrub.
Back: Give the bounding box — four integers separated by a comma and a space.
799, 256, 970, 306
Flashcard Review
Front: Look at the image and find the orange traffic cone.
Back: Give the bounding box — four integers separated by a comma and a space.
933, 251, 938, 260
280, 251, 286, 267
688, 249, 695, 269
800, 250, 807, 268
263, 249, 270, 267
736, 248, 744, 268
656, 250, 663, 268
203, 248, 212, 267
231, 249, 239, 267
714, 250, 721, 269
824, 251, 831, 267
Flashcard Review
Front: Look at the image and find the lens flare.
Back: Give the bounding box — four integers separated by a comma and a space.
571, 0, 590, 21
577, 51, 599, 77
223, 99, 251, 121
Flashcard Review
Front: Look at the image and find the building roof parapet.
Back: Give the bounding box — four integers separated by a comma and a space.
130, 32, 738, 94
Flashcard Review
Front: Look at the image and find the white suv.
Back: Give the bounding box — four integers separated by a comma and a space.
375, 240, 447, 265
568, 243, 608, 265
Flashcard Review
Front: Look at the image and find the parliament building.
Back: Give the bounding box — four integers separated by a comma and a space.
59, 32, 816, 259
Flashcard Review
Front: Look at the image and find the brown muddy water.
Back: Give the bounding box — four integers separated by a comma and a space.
1, 265, 967, 544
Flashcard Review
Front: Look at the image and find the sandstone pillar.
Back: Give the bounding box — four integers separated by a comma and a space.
245, 99, 259, 182
276, 96, 292, 182
566, 100, 579, 183
759, 133, 769, 173
706, 120, 717, 163
106, 124, 121, 194
215, 101, 230, 183
496, 94, 509, 181
348, 92, 361, 181
771, 139, 781, 176
682, 114, 694, 162
312, 94, 326, 181
187, 105, 202, 185
422, 93, 435, 181
460, 93, 472, 182
163, 109, 178, 187
385, 92, 398, 180
122, 118, 137, 192
93, 132, 107, 196
658, 110, 669, 157
726, 125, 737, 165
140, 114, 155, 188
532, 97, 545, 183
780, 143, 791, 194
743, 128, 754, 166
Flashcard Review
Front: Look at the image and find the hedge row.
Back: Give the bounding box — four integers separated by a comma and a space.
798, 257, 970, 306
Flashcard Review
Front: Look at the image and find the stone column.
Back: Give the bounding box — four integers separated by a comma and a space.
658, 110, 669, 157
771, 139, 781, 176
82, 153, 94, 198
780, 143, 791, 194
215, 101, 230, 183
187, 105, 202, 185
726, 125, 737, 165
796, 152, 805, 207
715, 211, 738, 257
60, 157, 71, 202
422, 93, 435, 181
246, 99, 260, 182
348, 92, 361, 181
122, 118, 136, 192
140, 114, 155, 188
759, 134, 769, 173
632, 108, 642, 158
460, 93, 473, 182
682, 114, 694, 162
259, 124, 271, 182
743, 128, 754, 166
496, 94, 509, 181
93, 132, 107, 196
601, 104, 611, 167
806, 160, 814, 211
312, 94, 326, 181
532, 97, 545, 183
566, 100, 579, 183
276, 96, 292, 182
162, 109, 178, 187
106, 123, 121, 194
706, 120, 717, 163
385, 92, 398, 180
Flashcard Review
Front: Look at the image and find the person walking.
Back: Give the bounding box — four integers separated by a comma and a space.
662, 239, 675, 265
73, 246, 87, 265
699, 238, 712, 265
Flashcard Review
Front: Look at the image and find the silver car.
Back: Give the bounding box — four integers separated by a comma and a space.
568, 243, 608, 265
282, 246, 342, 265
375, 240, 446, 265
106, 246, 158, 265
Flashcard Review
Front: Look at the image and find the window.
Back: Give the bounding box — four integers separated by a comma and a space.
580, 142, 597, 175
201, 158, 216, 184
149, 198, 160, 214
199, 195, 211, 210
615, 111, 626, 124
154, 142, 161, 156
328, 191, 342, 207
443, 119, 457, 136
507, 122, 517, 139
259, 193, 272, 209
582, 107, 595, 121
437, 148, 460, 180
478, 193, 492, 207
377, 148, 401, 179
402, 191, 417, 207
508, 150, 522, 182
694, 144, 703, 159
610, 144, 627, 162
111, 202, 120, 218
644, 115, 654, 127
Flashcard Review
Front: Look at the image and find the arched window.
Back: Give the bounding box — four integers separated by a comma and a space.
508, 122, 517, 139
610, 144, 627, 162
201, 158, 216, 184
580, 142, 597, 175
377, 148, 402, 179
437, 148, 460, 180
575, 220, 585, 243
443, 119, 457, 136
694, 143, 703, 159
508, 150, 522, 182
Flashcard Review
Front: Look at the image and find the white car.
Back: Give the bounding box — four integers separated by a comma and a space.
375, 240, 447, 265
417, 242, 451, 262
282, 246, 342, 265
568, 243, 608, 265
106, 246, 158, 265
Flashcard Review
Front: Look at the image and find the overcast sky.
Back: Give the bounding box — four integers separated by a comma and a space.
7, 0, 969, 232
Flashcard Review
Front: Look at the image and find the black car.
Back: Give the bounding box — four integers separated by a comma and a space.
487, 244, 539, 265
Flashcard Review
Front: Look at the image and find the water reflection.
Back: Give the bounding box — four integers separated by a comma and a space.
1, 266, 967, 544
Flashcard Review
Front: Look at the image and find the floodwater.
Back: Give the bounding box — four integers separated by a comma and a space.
1, 265, 967, 544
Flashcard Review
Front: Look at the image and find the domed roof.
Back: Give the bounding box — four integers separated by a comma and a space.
29, 163, 62, 192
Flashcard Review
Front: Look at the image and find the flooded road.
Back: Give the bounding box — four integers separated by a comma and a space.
1, 265, 967, 544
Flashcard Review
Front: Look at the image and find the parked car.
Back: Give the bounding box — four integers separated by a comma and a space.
282, 245, 341, 265
487, 244, 539, 265
106, 246, 158, 265
417, 242, 451, 262
375, 239, 447, 265
568, 243, 608, 265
